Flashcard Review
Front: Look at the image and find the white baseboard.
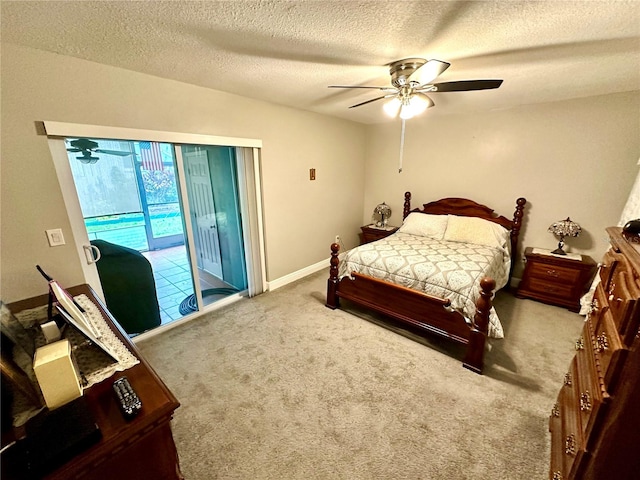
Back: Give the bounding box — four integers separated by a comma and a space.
267, 258, 329, 291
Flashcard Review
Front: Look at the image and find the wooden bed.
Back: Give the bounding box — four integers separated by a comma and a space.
326, 192, 527, 374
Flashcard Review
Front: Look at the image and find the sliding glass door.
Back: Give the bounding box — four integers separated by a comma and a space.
57, 131, 260, 333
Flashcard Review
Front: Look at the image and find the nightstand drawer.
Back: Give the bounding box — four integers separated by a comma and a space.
360, 225, 398, 244
526, 277, 574, 299
527, 262, 582, 284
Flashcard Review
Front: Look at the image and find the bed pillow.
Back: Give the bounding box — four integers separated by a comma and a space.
398, 213, 448, 239
444, 215, 510, 249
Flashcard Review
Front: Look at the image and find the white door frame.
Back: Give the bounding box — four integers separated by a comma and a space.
47, 138, 106, 299
43, 121, 266, 306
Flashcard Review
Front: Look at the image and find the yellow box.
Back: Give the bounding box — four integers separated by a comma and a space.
33, 339, 83, 409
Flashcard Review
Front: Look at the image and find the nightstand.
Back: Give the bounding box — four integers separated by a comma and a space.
360, 224, 399, 244
515, 247, 597, 312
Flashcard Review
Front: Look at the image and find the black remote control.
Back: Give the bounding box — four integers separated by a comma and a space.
112, 376, 142, 419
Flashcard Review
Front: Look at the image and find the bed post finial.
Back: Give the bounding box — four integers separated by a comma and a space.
463, 276, 495, 374
509, 197, 527, 278
403, 192, 411, 219
326, 243, 341, 309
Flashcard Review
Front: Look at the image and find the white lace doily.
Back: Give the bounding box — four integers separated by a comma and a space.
73, 294, 139, 385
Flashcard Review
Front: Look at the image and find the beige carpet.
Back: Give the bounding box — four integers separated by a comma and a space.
138, 271, 583, 480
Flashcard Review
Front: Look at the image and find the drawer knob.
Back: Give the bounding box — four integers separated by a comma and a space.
565, 434, 576, 456
575, 336, 584, 351
546, 269, 559, 278
551, 403, 560, 418
580, 391, 592, 412
553, 472, 564, 480
563, 372, 572, 387
596, 332, 609, 352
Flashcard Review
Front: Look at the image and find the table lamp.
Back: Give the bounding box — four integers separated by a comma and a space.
548, 217, 582, 255
373, 202, 392, 227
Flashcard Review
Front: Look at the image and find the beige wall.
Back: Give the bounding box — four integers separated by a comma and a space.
2, 43, 638, 302
364, 91, 640, 277
0, 44, 366, 302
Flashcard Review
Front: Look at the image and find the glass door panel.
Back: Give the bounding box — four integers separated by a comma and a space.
181, 145, 247, 308
67, 139, 150, 250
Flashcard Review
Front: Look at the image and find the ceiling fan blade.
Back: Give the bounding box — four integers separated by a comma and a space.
329, 85, 392, 90
349, 96, 388, 109
414, 59, 451, 85
66, 148, 82, 153
431, 80, 503, 92
95, 149, 133, 156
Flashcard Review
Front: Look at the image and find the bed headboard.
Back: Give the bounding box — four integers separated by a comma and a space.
402, 192, 527, 278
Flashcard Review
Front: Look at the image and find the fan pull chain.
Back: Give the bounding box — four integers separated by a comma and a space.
398, 118, 406, 173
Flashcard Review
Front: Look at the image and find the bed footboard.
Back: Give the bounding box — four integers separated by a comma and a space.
326, 243, 494, 373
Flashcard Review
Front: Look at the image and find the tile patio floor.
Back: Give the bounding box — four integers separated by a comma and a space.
142, 245, 218, 325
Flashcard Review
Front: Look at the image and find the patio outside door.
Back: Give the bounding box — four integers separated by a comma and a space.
181, 148, 223, 279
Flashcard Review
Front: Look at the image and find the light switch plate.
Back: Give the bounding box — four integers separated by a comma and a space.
46, 228, 65, 246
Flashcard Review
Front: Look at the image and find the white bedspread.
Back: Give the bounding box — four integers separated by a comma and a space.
339, 232, 510, 338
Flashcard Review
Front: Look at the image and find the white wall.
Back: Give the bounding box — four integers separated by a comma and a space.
0, 44, 366, 302
364, 91, 640, 277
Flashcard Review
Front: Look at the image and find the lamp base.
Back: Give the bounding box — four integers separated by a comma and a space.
551, 238, 566, 255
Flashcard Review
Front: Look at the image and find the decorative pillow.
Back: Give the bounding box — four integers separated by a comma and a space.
444, 215, 510, 249
398, 213, 448, 239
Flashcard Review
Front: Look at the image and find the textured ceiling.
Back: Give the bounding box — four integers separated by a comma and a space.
2, 1, 640, 124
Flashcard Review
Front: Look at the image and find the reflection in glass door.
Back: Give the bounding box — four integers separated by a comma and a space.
135, 142, 183, 251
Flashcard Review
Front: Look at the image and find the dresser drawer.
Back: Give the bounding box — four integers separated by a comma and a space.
560, 359, 588, 479
585, 285, 608, 333
528, 262, 582, 284
549, 394, 565, 480
599, 249, 619, 292
574, 321, 609, 447
592, 309, 627, 394
607, 270, 639, 344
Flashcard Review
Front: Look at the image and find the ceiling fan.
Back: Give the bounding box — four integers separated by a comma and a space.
66, 138, 134, 164
329, 58, 503, 119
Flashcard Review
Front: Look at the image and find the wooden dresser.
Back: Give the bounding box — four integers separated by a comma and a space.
3, 284, 183, 480
548, 227, 640, 480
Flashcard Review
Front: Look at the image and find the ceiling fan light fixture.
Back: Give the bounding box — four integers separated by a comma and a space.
397, 94, 431, 119
399, 103, 415, 120
409, 94, 431, 115
383, 97, 402, 117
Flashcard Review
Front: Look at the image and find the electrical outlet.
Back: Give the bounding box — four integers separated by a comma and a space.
335, 235, 340, 243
